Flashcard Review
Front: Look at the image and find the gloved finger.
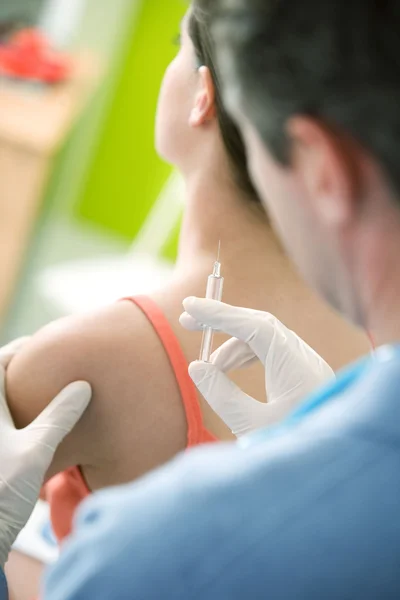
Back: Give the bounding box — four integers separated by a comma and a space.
0, 337, 30, 368
211, 337, 258, 372
26, 381, 92, 455
189, 361, 260, 436
179, 312, 204, 332
191, 359, 308, 433
0, 365, 14, 427
183, 297, 278, 363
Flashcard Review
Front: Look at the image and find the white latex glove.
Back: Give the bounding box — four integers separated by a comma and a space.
180, 297, 334, 438
0, 338, 92, 567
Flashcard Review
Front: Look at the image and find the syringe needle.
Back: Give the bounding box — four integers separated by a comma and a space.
217, 240, 221, 263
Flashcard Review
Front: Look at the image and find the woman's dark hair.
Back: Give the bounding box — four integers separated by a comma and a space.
188, 9, 260, 203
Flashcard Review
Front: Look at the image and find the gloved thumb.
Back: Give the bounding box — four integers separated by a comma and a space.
189, 361, 265, 437
26, 381, 92, 452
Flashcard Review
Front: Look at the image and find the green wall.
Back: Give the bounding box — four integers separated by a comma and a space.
76, 0, 186, 240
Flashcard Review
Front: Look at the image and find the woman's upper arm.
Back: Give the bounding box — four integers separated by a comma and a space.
5, 310, 111, 479
5, 302, 188, 487
5, 304, 144, 480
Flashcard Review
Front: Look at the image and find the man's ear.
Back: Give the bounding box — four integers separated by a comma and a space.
189, 66, 216, 127
286, 116, 361, 226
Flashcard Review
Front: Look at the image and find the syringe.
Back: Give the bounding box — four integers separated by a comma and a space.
199, 242, 224, 362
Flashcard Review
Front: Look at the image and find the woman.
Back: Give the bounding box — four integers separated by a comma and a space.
5, 8, 368, 542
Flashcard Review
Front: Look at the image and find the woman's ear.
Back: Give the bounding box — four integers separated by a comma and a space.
189, 66, 216, 127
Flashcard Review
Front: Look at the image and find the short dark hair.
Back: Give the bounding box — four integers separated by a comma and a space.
188, 8, 259, 203
193, 0, 400, 194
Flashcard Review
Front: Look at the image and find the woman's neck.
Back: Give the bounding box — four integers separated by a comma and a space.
168, 168, 307, 316
176, 169, 281, 273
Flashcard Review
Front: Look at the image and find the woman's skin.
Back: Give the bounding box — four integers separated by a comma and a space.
5, 12, 369, 493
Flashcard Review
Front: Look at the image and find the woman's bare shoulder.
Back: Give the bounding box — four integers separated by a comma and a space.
6, 300, 187, 488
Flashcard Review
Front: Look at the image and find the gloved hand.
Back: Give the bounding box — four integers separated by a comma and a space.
180, 297, 334, 437
0, 338, 91, 567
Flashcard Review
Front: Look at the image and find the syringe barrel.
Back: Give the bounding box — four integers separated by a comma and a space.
199, 274, 224, 362
206, 273, 224, 302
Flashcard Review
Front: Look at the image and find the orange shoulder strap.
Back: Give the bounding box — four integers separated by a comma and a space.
123, 296, 216, 446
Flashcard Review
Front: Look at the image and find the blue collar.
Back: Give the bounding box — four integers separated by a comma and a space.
239, 344, 400, 449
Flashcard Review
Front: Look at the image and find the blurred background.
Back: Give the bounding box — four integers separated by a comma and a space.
0, 0, 186, 343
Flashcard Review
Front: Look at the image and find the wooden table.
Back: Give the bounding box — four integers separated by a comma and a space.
0, 54, 99, 327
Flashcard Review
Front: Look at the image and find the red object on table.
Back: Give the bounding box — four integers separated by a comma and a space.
0, 28, 71, 84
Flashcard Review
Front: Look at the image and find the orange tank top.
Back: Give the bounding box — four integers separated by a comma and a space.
46, 296, 217, 542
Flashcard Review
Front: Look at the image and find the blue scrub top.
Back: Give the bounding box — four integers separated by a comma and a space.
3, 346, 400, 599
0, 568, 6, 599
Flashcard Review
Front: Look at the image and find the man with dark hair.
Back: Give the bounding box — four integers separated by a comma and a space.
183, 0, 400, 596
0, 1, 399, 598
186, 1, 400, 321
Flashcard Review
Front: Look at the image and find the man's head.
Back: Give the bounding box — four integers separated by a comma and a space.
192, 0, 400, 332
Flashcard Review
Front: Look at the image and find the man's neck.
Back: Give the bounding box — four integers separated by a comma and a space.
367, 287, 400, 348
358, 214, 400, 348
